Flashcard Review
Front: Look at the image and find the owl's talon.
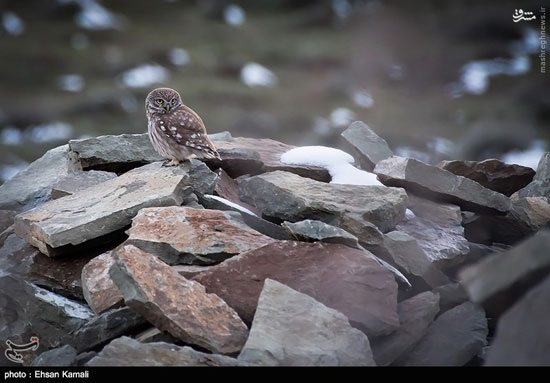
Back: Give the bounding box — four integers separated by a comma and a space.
162, 159, 180, 167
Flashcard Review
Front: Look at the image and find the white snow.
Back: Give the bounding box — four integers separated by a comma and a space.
57, 74, 85, 92
203, 195, 258, 216
169, 48, 190, 66
352, 89, 374, 108
26, 122, 73, 143
121, 64, 170, 88
405, 209, 416, 219
224, 4, 246, 26
240, 62, 277, 87
1, 127, 23, 146
501, 140, 546, 170
71, 0, 125, 30
280, 146, 383, 186
32, 284, 94, 320
330, 108, 356, 128
2, 11, 25, 36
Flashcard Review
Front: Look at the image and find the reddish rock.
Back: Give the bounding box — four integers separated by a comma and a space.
194, 241, 399, 337
126, 207, 276, 265
81, 252, 123, 315
437, 159, 535, 197
213, 168, 260, 215
110, 244, 249, 354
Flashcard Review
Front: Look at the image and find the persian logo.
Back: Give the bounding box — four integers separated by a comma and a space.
513, 9, 536, 22
4, 336, 39, 364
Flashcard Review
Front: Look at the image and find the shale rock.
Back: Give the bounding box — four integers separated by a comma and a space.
341, 121, 393, 171
51, 170, 117, 199
81, 252, 123, 314
517, 152, 550, 198
239, 279, 375, 366
110, 244, 249, 354
31, 345, 77, 367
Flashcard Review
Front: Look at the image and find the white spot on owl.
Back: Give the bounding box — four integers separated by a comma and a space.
161, 126, 166, 131
176, 133, 182, 139
190, 133, 197, 139
170, 127, 177, 132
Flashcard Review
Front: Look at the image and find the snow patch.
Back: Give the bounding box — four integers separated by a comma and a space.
121, 64, 170, 88
240, 63, 277, 87
224, 4, 246, 26
281, 146, 383, 186
203, 195, 258, 217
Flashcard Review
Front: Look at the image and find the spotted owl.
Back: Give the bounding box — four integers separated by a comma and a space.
145, 87, 221, 166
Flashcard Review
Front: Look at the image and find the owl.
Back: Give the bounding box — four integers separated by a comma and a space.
145, 87, 221, 166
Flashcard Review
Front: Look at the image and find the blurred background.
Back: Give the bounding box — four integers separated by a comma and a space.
0, 0, 548, 184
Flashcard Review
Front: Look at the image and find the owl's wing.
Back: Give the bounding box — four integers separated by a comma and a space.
159, 108, 220, 159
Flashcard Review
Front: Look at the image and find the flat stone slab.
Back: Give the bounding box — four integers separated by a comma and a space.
517, 152, 550, 198
81, 252, 123, 314
437, 159, 534, 197
485, 275, 550, 366
51, 170, 117, 199
86, 336, 241, 366
239, 170, 407, 234
395, 302, 488, 366
126, 207, 276, 265
14, 162, 196, 256
374, 156, 511, 214
194, 241, 399, 337
0, 145, 70, 212
341, 121, 393, 171
371, 291, 440, 366
110, 244, 249, 354
459, 229, 550, 317
238, 279, 375, 366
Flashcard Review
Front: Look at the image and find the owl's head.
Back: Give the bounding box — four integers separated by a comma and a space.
145, 87, 182, 114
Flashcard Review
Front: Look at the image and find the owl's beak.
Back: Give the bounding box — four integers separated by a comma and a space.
163, 105, 171, 112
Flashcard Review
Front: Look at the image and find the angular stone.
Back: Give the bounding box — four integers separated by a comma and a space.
172, 265, 213, 279
437, 159, 535, 197
383, 231, 449, 287
14, 162, 196, 257
406, 194, 462, 227
65, 306, 146, 353
0, 275, 92, 365
194, 241, 399, 337
396, 216, 469, 265
374, 156, 511, 214
110, 244, 249, 354
395, 302, 488, 366
0, 210, 15, 234
213, 168, 260, 215
239, 170, 407, 234
51, 170, 117, 200
134, 327, 180, 344
31, 345, 77, 367
239, 279, 375, 366
68, 134, 162, 173
126, 207, 276, 265
81, 252, 123, 314
459, 230, 550, 317
371, 291, 440, 366
210, 136, 330, 182
518, 152, 550, 198
433, 283, 469, 313
0, 145, 70, 212
86, 336, 241, 366
485, 275, 550, 366
199, 194, 291, 240
341, 121, 393, 171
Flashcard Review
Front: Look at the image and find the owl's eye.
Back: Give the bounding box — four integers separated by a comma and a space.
155, 99, 164, 105
171, 98, 177, 105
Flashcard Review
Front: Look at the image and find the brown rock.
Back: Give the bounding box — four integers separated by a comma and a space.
126, 207, 276, 265
194, 241, 399, 337
209, 136, 330, 181
81, 252, 123, 315
437, 159, 535, 197
110, 244, 249, 354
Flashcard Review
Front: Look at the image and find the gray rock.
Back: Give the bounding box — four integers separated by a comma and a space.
0, 145, 70, 212
75, 352, 96, 366
396, 215, 470, 266
383, 231, 449, 287
374, 156, 511, 214
406, 194, 462, 227
194, 241, 399, 337
282, 219, 369, 247
395, 302, 488, 366
518, 152, 550, 198
0, 210, 15, 234
51, 170, 117, 199
485, 275, 550, 366
371, 291, 440, 366
209, 131, 233, 141
459, 230, 550, 317
68, 134, 162, 172
125, 207, 275, 265
433, 283, 469, 313
81, 252, 123, 314
238, 279, 375, 366
134, 327, 180, 344
110, 244, 249, 354
31, 345, 77, 367
239, 170, 408, 234
65, 306, 146, 353
437, 159, 535, 197
14, 161, 199, 256
341, 121, 393, 171
86, 336, 241, 366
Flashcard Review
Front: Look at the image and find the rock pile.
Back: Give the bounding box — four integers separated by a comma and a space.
0, 126, 548, 366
